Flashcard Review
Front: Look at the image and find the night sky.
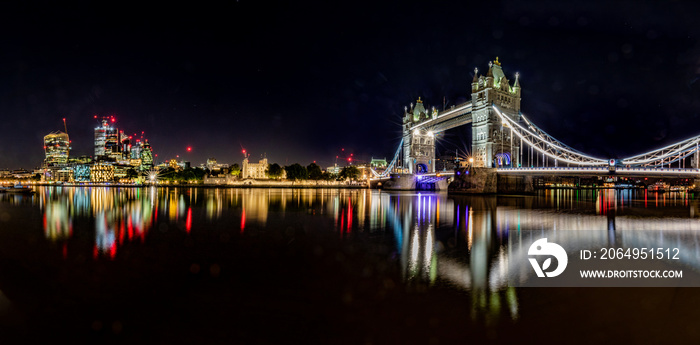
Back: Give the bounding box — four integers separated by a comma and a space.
3, 1, 700, 169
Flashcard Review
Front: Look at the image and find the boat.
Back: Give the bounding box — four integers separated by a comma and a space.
0, 184, 35, 194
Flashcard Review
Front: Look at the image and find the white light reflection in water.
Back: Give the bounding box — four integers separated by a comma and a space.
22, 187, 700, 321
388, 192, 518, 322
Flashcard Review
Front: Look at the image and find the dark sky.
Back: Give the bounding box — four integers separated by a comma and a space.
3, 0, 700, 169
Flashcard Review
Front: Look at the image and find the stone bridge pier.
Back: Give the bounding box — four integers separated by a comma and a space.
449, 167, 534, 194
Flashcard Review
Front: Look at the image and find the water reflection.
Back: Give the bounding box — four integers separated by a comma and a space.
44, 198, 71, 240
38, 187, 156, 257
6, 187, 700, 320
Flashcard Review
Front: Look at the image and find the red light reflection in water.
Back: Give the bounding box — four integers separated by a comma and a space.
340, 212, 345, 239
62, 243, 67, 259
347, 199, 352, 233
240, 209, 246, 233
128, 218, 133, 240
110, 242, 116, 259
186, 208, 192, 233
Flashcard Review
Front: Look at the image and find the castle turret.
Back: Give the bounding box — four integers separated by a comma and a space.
412, 97, 427, 122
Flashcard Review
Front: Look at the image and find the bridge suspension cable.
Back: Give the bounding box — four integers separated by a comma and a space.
370, 138, 404, 178
492, 105, 609, 166
520, 114, 591, 157
620, 135, 700, 167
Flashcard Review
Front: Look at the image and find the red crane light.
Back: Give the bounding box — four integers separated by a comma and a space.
187, 147, 192, 152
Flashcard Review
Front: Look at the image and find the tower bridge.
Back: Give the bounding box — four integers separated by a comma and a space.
373, 57, 700, 191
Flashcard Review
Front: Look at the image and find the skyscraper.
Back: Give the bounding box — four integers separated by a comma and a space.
94, 118, 121, 160
130, 140, 142, 160
94, 119, 108, 157
140, 140, 154, 170
43, 131, 70, 166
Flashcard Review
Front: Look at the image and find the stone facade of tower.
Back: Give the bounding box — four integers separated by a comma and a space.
402, 98, 438, 174
470, 58, 521, 168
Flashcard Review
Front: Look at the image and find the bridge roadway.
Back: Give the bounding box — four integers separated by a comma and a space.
371, 167, 700, 182
369, 171, 455, 183
497, 166, 700, 178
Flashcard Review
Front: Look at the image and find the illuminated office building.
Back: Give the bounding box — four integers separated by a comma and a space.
94, 120, 108, 157
94, 119, 121, 160
130, 140, 142, 160
73, 164, 91, 182
140, 140, 154, 170
120, 133, 131, 161
44, 131, 70, 166
90, 163, 115, 182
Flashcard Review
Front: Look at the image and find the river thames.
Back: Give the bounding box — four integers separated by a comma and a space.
1, 186, 700, 343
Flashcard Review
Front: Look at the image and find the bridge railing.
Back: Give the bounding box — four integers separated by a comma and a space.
616, 167, 700, 173
497, 166, 700, 174
498, 167, 608, 172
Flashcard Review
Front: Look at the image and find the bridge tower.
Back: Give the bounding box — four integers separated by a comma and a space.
471, 58, 521, 168
402, 97, 439, 174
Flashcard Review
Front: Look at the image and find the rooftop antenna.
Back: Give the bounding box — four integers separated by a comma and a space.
62, 118, 68, 134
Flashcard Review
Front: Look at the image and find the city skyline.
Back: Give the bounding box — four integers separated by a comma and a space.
36, 114, 378, 169
3, 1, 700, 169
